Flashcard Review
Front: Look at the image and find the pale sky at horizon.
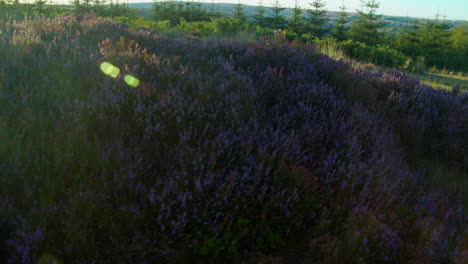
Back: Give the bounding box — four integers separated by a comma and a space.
131, 0, 467, 21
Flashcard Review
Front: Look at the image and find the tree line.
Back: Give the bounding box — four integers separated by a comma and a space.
152, 0, 467, 72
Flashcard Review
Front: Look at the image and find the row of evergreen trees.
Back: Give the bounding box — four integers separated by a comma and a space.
153, 0, 389, 45
152, 0, 467, 71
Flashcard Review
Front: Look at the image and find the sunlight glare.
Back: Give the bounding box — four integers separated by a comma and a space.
124, 74, 140, 87
100, 62, 120, 78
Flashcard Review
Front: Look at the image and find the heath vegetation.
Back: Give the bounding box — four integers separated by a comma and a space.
0, 1, 466, 263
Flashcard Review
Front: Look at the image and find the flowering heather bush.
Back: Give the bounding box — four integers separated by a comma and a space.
0, 14, 466, 263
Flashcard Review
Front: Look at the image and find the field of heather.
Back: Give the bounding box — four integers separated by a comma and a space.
0, 14, 466, 264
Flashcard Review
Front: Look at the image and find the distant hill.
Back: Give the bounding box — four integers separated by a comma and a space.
129, 1, 466, 30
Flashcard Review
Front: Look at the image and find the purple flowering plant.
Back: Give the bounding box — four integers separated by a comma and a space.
0, 13, 466, 264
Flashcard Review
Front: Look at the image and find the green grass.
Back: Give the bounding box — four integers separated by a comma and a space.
399, 70, 468, 92
311, 39, 467, 93
313, 38, 348, 61
432, 72, 468, 81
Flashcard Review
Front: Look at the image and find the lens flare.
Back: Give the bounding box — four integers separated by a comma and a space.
100, 62, 120, 78
124, 74, 140, 87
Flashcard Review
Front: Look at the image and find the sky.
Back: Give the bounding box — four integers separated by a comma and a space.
138, 0, 468, 21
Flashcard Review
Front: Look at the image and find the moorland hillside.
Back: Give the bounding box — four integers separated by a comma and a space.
0, 12, 466, 264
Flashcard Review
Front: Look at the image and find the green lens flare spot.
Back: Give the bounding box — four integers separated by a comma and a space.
124, 74, 140, 87
100, 62, 120, 78
109, 67, 120, 78
100, 62, 113, 75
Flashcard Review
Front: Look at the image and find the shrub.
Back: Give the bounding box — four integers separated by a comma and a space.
340, 40, 408, 67
114, 16, 171, 31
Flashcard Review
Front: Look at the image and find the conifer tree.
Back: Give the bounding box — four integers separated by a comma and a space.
307, 0, 328, 38
270, 0, 287, 29
417, 19, 451, 50
208, 0, 221, 18
395, 17, 451, 52
450, 23, 468, 53
210, 0, 214, 14
349, 0, 385, 45
192, 1, 209, 21
331, 0, 348, 40
394, 22, 419, 54
154, 0, 208, 24
289, 0, 304, 34
234, 1, 246, 23
35, 0, 47, 12
154, 0, 179, 24
94, 0, 105, 13
82, 0, 92, 9
184, 1, 194, 21
73, 0, 84, 13
254, 0, 267, 27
